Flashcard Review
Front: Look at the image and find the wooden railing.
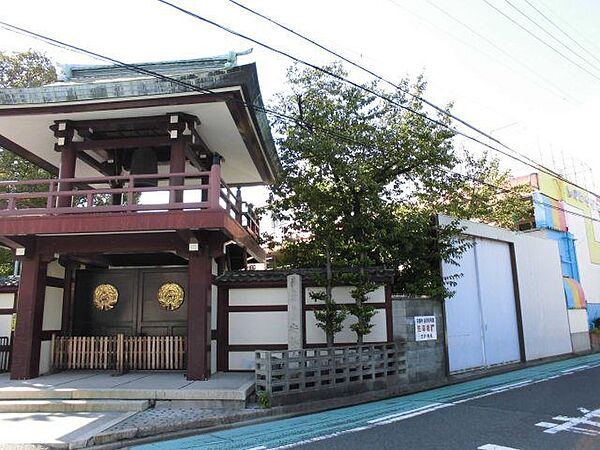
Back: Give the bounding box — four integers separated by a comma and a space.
255, 343, 407, 399
0, 169, 260, 236
51, 334, 186, 373
0, 337, 10, 373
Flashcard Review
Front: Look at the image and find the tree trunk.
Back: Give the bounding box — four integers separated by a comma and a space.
326, 332, 334, 347
325, 242, 334, 348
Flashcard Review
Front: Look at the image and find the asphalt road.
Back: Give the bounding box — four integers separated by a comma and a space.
134, 353, 600, 450
296, 365, 600, 450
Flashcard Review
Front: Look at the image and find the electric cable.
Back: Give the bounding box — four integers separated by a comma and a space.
0, 19, 598, 227
156, 0, 600, 200
481, 0, 600, 82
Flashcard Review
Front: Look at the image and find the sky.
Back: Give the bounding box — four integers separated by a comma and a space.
1, 0, 600, 205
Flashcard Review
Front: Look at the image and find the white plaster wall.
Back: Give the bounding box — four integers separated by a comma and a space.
439, 215, 573, 361
46, 261, 65, 279
211, 284, 217, 330
39, 340, 51, 375
212, 258, 218, 276
306, 286, 385, 305
42, 287, 63, 331
229, 311, 288, 345
229, 351, 255, 370
229, 288, 287, 306
0, 315, 11, 339
0, 293, 15, 309
568, 309, 590, 334
305, 309, 387, 345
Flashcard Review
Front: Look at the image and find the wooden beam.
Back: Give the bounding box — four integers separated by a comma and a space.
71, 136, 172, 151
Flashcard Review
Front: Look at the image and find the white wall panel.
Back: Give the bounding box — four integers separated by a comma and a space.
443, 241, 486, 372
514, 236, 572, 359
42, 287, 63, 331
0, 293, 14, 309
440, 214, 573, 364
229, 311, 288, 344
306, 286, 385, 305
211, 285, 217, 330
39, 340, 51, 375
229, 351, 255, 370
568, 309, 590, 333
476, 238, 521, 366
229, 288, 287, 306
305, 309, 387, 344
0, 315, 11, 339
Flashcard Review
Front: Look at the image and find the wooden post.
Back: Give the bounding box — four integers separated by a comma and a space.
169, 140, 186, 204
235, 187, 243, 223
10, 253, 48, 379
116, 333, 124, 374
186, 251, 212, 380
208, 155, 221, 210
57, 145, 76, 208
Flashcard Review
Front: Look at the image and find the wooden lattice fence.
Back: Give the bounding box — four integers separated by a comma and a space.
51, 334, 186, 372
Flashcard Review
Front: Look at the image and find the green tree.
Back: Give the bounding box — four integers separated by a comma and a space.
0, 50, 56, 275
267, 63, 530, 342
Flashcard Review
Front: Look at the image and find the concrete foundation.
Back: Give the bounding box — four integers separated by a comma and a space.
571, 331, 591, 353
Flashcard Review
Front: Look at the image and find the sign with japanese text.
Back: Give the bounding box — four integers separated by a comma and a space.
414, 315, 437, 341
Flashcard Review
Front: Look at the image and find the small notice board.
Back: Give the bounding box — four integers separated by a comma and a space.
414, 315, 437, 341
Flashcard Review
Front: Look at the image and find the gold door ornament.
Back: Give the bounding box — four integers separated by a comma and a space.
157, 282, 185, 311
93, 284, 119, 311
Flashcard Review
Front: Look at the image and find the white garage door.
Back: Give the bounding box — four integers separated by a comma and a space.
444, 237, 521, 372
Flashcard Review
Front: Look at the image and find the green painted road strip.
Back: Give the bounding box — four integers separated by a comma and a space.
133, 353, 600, 450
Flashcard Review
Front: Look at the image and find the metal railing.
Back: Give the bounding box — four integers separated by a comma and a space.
255, 343, 407, 398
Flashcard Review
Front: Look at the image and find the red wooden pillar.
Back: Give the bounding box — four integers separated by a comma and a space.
209, 155, 222, 209
10, 254, 48, 379
186, 251, 212, 380
56, 145, 76, 208
170, 140, 186, 204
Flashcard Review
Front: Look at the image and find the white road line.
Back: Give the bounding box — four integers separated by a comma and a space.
490, 380, 532, 391
367, 403, 443, 423
535, 422, 559, 429
478, 444, 521, 450
245, 447, 267, 450
273, 362, 599, 449
561, 365, 589, 373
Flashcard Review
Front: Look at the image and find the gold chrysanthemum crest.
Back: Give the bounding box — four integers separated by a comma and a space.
93, 284, 119, 311
157, 282, 185, 311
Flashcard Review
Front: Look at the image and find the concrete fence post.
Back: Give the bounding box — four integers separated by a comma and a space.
287, 274, 303, 350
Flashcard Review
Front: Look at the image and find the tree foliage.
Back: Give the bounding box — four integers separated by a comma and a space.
0, 50, 56, 275
266, 63, 530, 342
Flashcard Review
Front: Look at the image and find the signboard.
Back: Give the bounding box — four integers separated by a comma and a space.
415, 315, 437, 341
10, 313, 16, 332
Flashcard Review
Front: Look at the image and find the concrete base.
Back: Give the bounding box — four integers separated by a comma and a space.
0, 371, 254, 409
0, 399, 150, 413
571, 331, 591, 353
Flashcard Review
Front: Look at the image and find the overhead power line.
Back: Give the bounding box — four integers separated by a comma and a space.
502, 0, 600, 73
523, 0, 600, 66
156, 0, 600, 201
420, 0, 577, 103
481, 0, 600, 82
0, 20, 598, 227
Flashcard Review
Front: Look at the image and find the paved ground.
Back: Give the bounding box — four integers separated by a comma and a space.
0, 371, 254, 397
132, 353, 600, 450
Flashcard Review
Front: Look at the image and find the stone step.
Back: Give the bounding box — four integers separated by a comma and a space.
0, 399, 150, 413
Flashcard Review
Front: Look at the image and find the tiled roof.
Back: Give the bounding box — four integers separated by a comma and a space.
217, 267, 395, 284
0, 275, 19, 288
